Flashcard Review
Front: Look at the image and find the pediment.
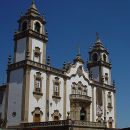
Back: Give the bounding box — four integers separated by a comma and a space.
66, 62, 90, 84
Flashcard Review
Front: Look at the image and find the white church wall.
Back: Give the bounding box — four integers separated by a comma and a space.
1, 91, 6, 119
93, 87, 97, 122
16, 38, 26, 62
49, 75, 64, 121
28, 69, 47, 122
7, 69, 23, 126
90, 66, 99, 81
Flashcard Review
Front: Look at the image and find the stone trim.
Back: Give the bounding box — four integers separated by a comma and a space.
14, 29, 48, 43
114, 92, 116, 128
52, 77, 61, 98
33, 72, 43, 101
87, 60, 111, 69
92, 86, 94, 122
33, 47, 41, 63
103, 89, 106, 121
13, 40, 17, 63
8, 60, 69, 78
63, 79, 67, 120
90, 81, 115, 92
45, 73, 50, 121
22, 67, 31, 122
51, 110, 62, 121
21, 120, 106, 129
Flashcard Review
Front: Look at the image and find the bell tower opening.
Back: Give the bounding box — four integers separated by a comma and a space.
34, 22, 41, 33
92, 53, 98, 62
21, 21, 28, 31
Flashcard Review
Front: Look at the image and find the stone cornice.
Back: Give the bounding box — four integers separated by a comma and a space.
20, 120, 106, 129
90, 80, 116, 92
18, 15, 46, 25
8, 60, 69, 79
14, 29, 48, 42
87, 60, 112, 69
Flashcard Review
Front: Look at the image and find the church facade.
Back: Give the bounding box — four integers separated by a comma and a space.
0, 1, 116, 130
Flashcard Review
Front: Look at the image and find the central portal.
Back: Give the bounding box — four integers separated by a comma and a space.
70, 101, 91, 121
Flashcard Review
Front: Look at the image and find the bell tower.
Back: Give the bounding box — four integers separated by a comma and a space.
14, 0, 48, 64
87, 33, 112, 85
6, 1, 48, 127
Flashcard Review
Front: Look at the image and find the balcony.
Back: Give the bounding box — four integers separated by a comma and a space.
70, 94, 91, 103
21, 120, 106, 129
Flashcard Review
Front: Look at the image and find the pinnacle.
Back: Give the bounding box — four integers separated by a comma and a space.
30, 0, 38, 10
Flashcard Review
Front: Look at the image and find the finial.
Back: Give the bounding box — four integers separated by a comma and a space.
26, 49, 30, 59
96, 32, 102, 43
77, 44, 81, 55
47, 56, 51, 66
8, 55, 12, 65
30, 0, 37, 10
32, 0, 35, 4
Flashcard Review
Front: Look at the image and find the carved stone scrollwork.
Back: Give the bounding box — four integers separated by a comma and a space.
51, 110, 62, 121
77, 66, 83, 77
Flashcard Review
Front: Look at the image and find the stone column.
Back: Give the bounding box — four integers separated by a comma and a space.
22, 67, 31, 122
63, 79, 67, 119
92, 86, 94, 122
103, 89, 106, 121
114, 92, 116, 128
46, 73, 50, 121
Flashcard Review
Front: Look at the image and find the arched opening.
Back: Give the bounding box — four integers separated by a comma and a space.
32, 107, 43, 123
80, 108, 86, 121
21, 21, 27, 31
54, 116, 59, 121
103, 54, 107, 62
92, 53, 98, 62
108, 122, 113, 128
33, 113, 41, 122
51, 110, 61, 121
34, 22, 41, 33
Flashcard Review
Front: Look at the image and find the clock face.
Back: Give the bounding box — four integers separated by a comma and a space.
96, 105, 103, 116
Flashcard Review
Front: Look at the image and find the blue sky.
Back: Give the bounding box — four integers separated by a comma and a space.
0, 0, 130, 128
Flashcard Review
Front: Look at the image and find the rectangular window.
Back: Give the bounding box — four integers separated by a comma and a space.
35, 79, 41, 93
54, 83, 59, 96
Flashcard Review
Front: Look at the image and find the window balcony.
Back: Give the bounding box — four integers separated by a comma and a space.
70, 94, 91, 103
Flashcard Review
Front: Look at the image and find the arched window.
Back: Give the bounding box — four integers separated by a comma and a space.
22, 21, 27, 31
92, 53, 98, 62
33, 114, 41, 122
103, 54, 107, 62
34, 22, 41, 33
80, 108, 86, 121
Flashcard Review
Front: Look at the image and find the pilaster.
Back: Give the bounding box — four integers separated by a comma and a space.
22, 66, 31, 122
45, 73, 50, 121
63, 79, 67, 120
92, 86, 94, 122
